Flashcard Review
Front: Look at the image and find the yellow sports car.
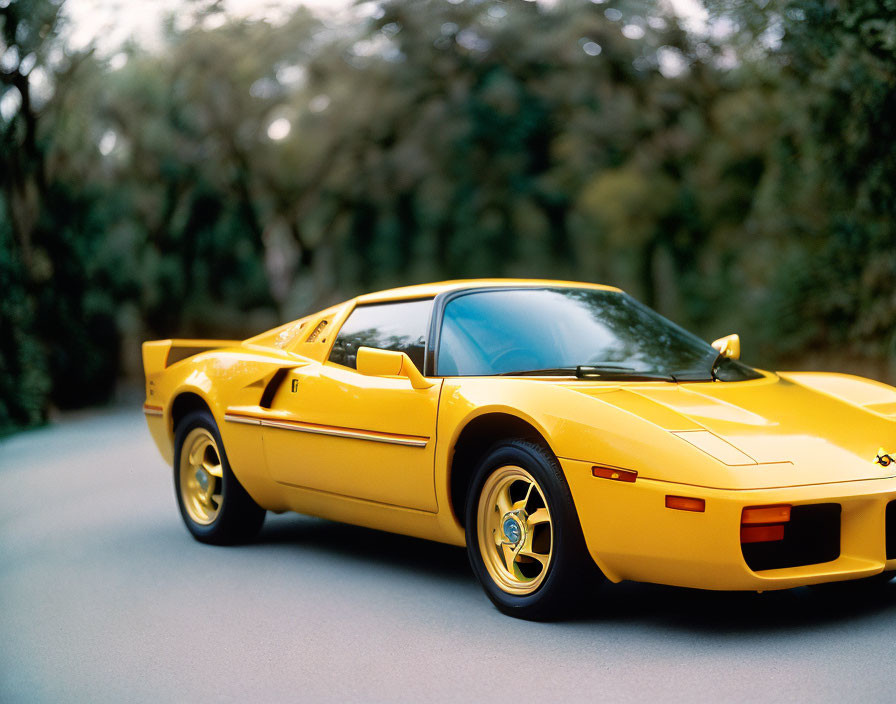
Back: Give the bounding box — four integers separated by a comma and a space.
143, 279, 896, 619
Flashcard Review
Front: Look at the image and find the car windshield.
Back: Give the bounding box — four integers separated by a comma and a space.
436, 287, 761, 381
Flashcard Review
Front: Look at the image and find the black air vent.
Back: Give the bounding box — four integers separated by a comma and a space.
306, 319, 328, 343
742, 503, 841, 572
260, 368, 289, 408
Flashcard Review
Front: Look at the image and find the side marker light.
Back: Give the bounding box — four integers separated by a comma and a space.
592, 466, 637, 483
665, 495, 705, 512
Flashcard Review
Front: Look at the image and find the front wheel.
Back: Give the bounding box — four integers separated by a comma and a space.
174, 410, 266, 545
465, 439, 598, 620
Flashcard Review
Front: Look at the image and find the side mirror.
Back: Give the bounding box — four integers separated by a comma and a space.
356, 347, 433, 390
711, 333, 740, 360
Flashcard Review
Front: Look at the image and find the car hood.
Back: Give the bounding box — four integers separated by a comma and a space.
563, 373, 896, 486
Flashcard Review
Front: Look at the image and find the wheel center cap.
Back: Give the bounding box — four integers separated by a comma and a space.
195, 468, 209, 492
502, 515, 524, 544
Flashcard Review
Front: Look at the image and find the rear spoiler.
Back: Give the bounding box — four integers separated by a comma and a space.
142, 339, 242, 376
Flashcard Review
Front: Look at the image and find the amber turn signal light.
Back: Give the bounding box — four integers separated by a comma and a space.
741, 505, 791, 525
665, 495, 705, 512
740, 504, 791, 544
592, 466, 637, 483
741, 524, 786, 543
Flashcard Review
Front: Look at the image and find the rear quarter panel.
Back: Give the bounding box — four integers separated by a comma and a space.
143, 344, 311, 507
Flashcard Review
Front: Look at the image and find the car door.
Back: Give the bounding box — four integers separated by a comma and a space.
262, 298, 441, 512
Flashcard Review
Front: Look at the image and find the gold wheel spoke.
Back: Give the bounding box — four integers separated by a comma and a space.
519, 549, 549, 567
188, 443, 204, 467
527, 508, 550, 526
211, 493, 223, 506
493, 528, 504, 547
204, 480, 217, 504
495, 485, 513, 516
203, 460, 223, 478
501, 543, 517, 573
512, 481, 535, 511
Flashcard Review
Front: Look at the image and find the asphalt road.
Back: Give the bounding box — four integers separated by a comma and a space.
2, 399, 896, 703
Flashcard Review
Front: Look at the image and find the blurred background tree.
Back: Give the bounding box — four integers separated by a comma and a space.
1, 0, 894, 434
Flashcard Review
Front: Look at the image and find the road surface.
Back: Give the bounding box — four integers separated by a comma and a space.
2, 398, 895, 702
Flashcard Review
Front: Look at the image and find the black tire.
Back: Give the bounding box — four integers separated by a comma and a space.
173, 409, 266, 545
464, 439, 600, 620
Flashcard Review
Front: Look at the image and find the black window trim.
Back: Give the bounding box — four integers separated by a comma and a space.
327, 296, 436, 375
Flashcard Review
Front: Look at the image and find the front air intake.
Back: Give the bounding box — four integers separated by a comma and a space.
741, 503, 841, 572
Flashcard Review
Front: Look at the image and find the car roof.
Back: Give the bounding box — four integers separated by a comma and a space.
355, 278, 622, 304
245, 279, 624, 352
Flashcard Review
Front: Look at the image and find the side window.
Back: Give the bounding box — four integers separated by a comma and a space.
328, 299, 432, 372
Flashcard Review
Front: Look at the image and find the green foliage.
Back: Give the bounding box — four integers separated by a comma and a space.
0, 203, 50, 435
702, 0, 896, 360
1, 0, 895, 432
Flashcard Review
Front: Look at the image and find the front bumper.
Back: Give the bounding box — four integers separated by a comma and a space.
561, 457, 896, 591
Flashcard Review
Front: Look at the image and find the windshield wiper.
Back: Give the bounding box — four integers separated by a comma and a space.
709, 350, 726, 381
497, 365, 674, 381
575, 366, 675, 381
497, 367, 578, 376
667, 349, 722, 383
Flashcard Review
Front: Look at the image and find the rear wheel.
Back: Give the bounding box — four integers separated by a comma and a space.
174, 410, 265, 545
465, 439, 598, 620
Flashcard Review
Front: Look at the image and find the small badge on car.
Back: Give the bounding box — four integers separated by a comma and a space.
875, 448, 895, 467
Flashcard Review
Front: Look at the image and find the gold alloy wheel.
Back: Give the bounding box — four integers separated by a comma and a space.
179, 427, 224, 525
477, 465, 553, 595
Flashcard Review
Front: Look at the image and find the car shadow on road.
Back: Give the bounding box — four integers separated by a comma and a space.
256, 513, 896, 633
258, 513, 473, 586
573, 578, 896, 634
